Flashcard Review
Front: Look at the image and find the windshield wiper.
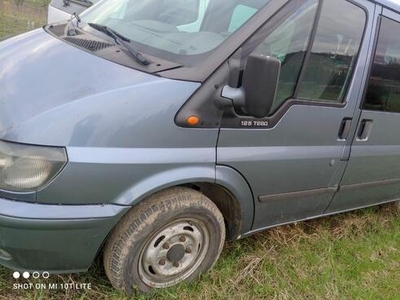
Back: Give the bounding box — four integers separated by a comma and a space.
88, 23, 152, 66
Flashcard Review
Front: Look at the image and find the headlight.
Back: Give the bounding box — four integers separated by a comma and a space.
0, 140, 67, 192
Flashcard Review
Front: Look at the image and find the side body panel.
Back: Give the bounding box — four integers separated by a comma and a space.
217, 0, 376, 231
327, 6, 400, 212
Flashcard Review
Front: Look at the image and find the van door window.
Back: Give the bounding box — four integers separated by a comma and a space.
364, 17, 400, 112
297, 0, 365, 102
247, 0, 366, 114
253, 0, 318, 112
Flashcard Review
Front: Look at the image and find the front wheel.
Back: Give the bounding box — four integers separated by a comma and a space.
103, 187, 226, 293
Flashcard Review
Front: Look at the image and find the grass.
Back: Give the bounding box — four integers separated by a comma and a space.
1, 5, 400, 300
0, 0, 46, 40
0, 206, 399, 300
0, 12, 33, 39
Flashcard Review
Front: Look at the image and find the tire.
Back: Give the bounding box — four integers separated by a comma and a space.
103, 187, 226, 293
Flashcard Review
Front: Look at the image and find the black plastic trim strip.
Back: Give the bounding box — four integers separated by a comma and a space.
340, 178, 400, 191
258, 186, 338, 203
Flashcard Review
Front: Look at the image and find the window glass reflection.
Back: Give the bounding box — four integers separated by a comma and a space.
254, 0, 318, 112
298, 0, 365, 102
364, 17, 400, 113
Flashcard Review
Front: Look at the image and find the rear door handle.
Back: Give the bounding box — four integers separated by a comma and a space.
357, 119, 373, 141
338, 118, 352, 141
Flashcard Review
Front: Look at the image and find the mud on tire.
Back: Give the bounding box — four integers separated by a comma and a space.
103, 186, 226, 293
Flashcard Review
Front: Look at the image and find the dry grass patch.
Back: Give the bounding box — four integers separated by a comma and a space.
0, 205, 399, 300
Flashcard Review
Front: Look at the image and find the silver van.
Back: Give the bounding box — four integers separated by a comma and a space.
1, 0, 400, 294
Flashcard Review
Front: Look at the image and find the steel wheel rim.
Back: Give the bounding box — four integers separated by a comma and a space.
138, 218, 210, 288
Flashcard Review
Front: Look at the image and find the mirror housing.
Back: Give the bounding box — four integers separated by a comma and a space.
220, 54, 281, 118
243, 54, 281, 118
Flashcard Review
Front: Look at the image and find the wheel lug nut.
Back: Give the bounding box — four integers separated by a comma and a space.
173, 262, 179, 268
159, 259, 166, 266
179, 236, 186, 242
163, 243, 170, 249
185, 247, 192, 254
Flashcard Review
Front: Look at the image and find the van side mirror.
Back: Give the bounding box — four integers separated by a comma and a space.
243, 54, 281, 118
221, 54, 281, 118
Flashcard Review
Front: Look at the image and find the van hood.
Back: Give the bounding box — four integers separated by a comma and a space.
0, 29, 200, 147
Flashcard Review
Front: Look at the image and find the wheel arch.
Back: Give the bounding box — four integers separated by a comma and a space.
189, 182, 249, 240
112, 165, 254, 240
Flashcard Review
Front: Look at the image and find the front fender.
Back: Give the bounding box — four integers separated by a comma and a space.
112, 165, 254, 237
37, 147, 217, 205
216, 165, 254, 236
114, 166, 216, 206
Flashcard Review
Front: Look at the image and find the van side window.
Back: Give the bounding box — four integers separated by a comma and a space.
253, 0, 318, 112
364, 17, 400, 113
248, 0, 366, 114
297, 0, 366, 103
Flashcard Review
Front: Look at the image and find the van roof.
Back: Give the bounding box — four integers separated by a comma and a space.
376, 0, 400, 13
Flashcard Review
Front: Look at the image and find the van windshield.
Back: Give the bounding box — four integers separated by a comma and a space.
79, 0, 271, 65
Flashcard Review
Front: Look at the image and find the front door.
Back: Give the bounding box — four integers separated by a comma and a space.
327, 7, 400, 213
217, 0, 373, 230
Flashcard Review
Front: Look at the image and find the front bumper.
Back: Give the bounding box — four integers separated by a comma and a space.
0, 197, 130, 272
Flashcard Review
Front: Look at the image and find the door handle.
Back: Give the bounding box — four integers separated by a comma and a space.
357, 119, 373, 141
338, 118, 352, 141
